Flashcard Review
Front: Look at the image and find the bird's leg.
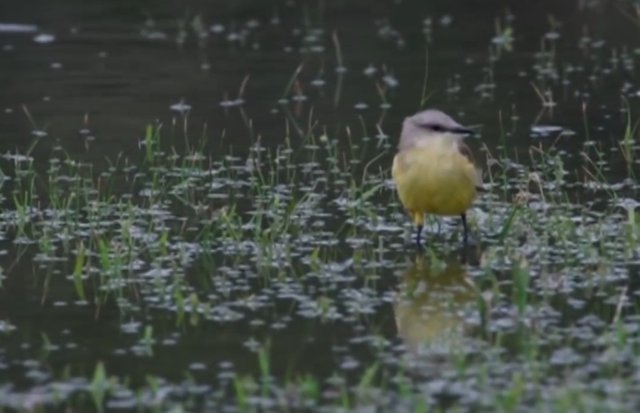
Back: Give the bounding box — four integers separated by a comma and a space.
413, 211, 425, 248
415, 224, 423, 248
460, 213, 469, 247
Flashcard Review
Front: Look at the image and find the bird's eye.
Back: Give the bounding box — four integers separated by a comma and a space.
422, 123, 443, 132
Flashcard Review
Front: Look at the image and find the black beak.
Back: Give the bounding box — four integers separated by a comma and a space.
451, 126, 474, 136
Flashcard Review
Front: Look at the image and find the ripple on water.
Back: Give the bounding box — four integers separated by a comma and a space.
33, 33, 55, 43
0, 23, 38, 33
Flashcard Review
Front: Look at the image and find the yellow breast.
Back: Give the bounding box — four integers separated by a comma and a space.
392, 137, 477, 217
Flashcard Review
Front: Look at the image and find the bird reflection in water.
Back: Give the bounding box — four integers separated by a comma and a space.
394, 251, 479, 355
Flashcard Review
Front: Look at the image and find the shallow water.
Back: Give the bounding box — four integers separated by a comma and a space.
1, 0, 640, 412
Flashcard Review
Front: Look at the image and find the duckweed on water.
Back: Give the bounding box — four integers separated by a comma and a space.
2, 1, 640, 412
1, 106, 639, 411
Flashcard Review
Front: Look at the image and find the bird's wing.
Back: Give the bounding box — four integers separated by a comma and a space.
457, 140, 483, 188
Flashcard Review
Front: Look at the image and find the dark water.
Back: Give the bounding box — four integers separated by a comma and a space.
1, 0, 640, 411
1, 0, 636, 160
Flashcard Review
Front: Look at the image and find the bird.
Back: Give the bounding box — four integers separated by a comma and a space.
391, 109, 481, 247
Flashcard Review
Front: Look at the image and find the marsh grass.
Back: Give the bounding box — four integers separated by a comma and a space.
2, 107, 638, 411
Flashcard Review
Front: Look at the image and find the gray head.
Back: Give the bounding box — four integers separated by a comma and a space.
398, 109, 473, 150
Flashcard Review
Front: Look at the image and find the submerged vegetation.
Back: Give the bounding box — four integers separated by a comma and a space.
1, 0, 640, 412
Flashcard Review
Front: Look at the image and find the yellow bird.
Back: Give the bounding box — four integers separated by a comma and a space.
392, 109, 481, 247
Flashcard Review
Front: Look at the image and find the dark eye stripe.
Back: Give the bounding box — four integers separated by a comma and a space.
420, 123, 446, 132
